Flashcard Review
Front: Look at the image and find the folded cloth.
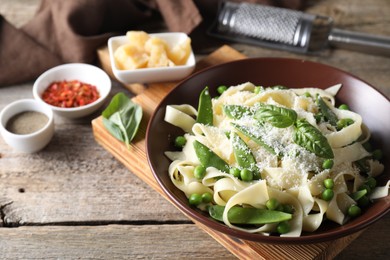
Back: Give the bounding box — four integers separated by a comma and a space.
0, 0, 303, 87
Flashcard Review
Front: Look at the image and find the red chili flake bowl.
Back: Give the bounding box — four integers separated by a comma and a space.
33, 63, 111, 119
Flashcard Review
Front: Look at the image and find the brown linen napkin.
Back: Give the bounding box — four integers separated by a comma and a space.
0, 0, 304, 87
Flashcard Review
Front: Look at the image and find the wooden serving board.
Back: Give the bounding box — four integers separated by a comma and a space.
92, 45, 362, 259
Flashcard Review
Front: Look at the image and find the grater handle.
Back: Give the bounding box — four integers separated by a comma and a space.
328, 28, 390, 56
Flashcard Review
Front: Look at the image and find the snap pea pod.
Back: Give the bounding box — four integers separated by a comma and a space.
223, 105, 253, 119
193, 140, 229, 173
196, 87, 213, 126
317, 96, 338, 126
208, 205, 292, 224
350, 189, 368, 201
231, 123, 276, 155
231, 132, 261, 180
231, 132, 257, 169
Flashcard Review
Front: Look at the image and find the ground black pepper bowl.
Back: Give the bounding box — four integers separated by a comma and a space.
0, 99, 54, 153
146, 58, 390, 244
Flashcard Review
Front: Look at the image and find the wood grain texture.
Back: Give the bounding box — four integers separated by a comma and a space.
1, 0, 389, 259
0, 224, 235, 259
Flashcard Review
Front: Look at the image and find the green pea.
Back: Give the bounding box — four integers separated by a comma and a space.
217, 85, 228, 94
266, 198, 280, 211
303, 92, 311, 98
189, 193, 202, 206
323, 178, 334, 189
322, 188, 334, 201
365, 176, 377, 189
194, 165, 206, 180
348, 205, 362, 218
282, 204, 294, 214
229, 167, 241, 178
201, 192, 213, 203
372, 149, 383, 160
276, 221, 290, 234
240, 168, 253, 182
336, 118, 354, 130
338, 104, 349, 110
322, 159, 334, 170
174, 136, 186, 148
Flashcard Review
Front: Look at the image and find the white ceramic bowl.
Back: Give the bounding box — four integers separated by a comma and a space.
0, 99, 54, 153
108, 32, 196, 84
33, 63, 111, 119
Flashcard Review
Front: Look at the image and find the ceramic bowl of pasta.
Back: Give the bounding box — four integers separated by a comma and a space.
146, 58, 390, 244
108, 31, 196, 84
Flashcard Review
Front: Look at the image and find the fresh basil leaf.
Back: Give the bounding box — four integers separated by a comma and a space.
293, 119, 334, 159
223, 105, 253, 119
255, 104, 297, 128
317, 96, 338, 126
102, 93, 143, 147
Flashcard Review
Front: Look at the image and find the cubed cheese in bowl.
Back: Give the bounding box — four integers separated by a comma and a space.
108, 32, 196, 84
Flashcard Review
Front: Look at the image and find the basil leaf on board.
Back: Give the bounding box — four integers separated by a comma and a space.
223, 105, 253, 119
102, 93, 143, 148
196, 87, 213, 126
317, 96, 338, 126
255, 104, 297, 128
293, 119, 334, 159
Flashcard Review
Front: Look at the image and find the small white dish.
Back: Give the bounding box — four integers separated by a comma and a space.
108, 32, 196, 84
33, 63, 111, 119
0, 99, 54, 153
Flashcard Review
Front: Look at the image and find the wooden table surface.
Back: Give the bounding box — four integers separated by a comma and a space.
1, 0, 389, 259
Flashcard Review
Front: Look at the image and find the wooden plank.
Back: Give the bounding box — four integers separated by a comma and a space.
91, 45, 364, 259
0, 121, 187, 225
0, 224, 235, 259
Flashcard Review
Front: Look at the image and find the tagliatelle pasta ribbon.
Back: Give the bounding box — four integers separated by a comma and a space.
164, 104, 197, 133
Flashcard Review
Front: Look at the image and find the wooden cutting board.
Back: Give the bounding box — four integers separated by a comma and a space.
92, 45, 362, 259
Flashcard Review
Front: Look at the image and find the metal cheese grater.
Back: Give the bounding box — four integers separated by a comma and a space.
209, 1, 390, 56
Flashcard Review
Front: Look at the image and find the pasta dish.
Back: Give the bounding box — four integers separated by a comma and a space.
163, 82, 389, 237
